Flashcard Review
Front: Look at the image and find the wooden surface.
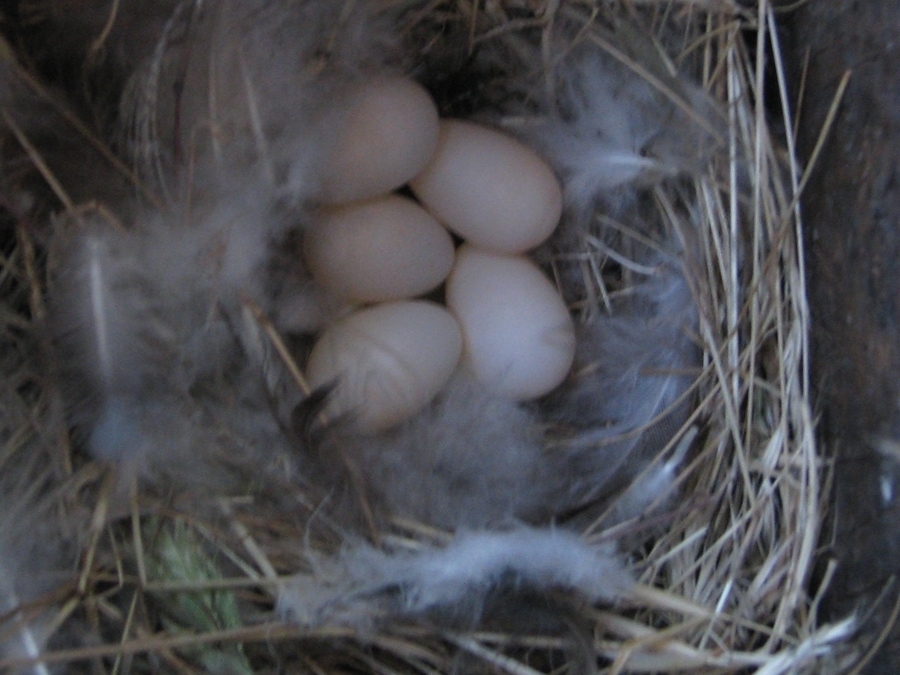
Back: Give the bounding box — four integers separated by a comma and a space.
789, 2, 900, 671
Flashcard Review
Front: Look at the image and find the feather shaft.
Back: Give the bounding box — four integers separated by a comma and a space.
87, 237, 114, 390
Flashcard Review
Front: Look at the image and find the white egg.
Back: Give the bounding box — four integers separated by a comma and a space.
304, 195, 455, 303
409, 119, 563, 253
446, 245, 575, 400
321, 76, 440, 204
305, 301, 462, 431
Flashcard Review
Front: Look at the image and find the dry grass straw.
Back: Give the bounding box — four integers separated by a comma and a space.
0, 0, 860, 673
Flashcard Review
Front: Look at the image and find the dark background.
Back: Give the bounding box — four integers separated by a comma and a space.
789, 2, 900, 671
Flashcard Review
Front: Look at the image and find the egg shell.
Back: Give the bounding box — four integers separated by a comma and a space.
305, 195, 455, 303
409, 119, 563, 253
446, 245, 575, 400
321, 76, 440, 204
306, 301, 462, 431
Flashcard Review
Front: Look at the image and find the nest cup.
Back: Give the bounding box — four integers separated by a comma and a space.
0, 1, 849, 673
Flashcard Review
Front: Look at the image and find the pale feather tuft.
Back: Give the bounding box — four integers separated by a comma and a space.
278, 528, 632, 628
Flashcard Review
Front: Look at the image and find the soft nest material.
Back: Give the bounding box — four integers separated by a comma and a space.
0, 1, 831, 673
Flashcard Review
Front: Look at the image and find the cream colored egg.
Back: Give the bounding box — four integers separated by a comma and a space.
446, 245, 575, 400
306, 301, 462, 431
321, 76, 440, 204
409, 119, 563, 253
305, 195, 455, 303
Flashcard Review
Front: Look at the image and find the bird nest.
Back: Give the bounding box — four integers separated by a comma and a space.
0, 1, 854, 673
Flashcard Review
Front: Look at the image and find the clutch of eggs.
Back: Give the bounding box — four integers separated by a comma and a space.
304, 76, 574, 431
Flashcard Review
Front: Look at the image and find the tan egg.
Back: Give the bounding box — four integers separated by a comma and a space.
409, 119, 563, 253
304, 195, 455, 303
306, 301, 462, 431
446, 245, 575, 400
321, 76, 440, 204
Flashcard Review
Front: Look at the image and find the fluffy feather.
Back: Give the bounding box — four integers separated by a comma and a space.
542, 261, 700, 520
459, 15, 722, 218
526, 52, 720, 215
278, 528, 631, 628
310, 372, 549, 530
47, 187, 311, 481
51, 224, 155, 405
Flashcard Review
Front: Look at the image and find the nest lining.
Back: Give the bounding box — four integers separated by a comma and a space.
0, 0, 854, 673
